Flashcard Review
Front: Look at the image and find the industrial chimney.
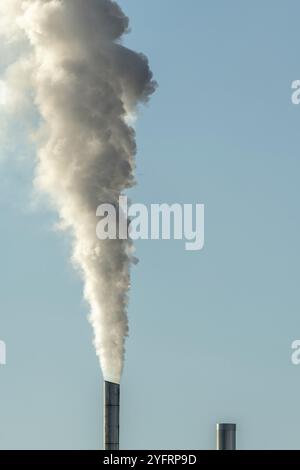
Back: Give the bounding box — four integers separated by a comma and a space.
216, 423, 236, 450
104, 381, 120, 450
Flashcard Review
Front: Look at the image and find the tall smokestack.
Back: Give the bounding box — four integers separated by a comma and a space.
0, 2, 155, 450
216, 423, 236, 450
104, 381, 120, 450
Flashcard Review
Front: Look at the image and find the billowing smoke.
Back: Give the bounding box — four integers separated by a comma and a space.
0, 0, 155, 384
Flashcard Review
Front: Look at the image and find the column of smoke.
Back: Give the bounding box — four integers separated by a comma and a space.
0, 0, 156, 386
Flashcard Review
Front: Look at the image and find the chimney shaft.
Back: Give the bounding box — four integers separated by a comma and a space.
104, 381, 120, 450
216, 423, 236, 450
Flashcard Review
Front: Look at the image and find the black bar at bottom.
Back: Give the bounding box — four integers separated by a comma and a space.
0, 450, 298, 466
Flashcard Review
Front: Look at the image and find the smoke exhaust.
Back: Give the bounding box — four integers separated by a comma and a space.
216, 423, 236, 450
0, 0, 156, 387
104, 381, 120, 450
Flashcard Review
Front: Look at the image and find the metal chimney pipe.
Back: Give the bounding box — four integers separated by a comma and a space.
216, 423, 236, 450
104, 381, 120, 450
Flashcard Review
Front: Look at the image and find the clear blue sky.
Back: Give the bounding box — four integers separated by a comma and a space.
1, 0, 300, 450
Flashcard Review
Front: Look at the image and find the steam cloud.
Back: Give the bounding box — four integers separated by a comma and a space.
0, 0, 155, 384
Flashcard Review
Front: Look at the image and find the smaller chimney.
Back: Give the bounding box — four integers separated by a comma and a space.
216, 423, 236, 450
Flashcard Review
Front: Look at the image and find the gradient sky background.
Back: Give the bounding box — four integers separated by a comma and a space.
1, 0, 300, 450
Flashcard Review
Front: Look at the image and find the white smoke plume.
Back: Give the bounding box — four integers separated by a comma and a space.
0, 0, 156, 384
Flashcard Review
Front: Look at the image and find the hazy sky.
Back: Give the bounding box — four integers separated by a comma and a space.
1, 0, 300, 450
